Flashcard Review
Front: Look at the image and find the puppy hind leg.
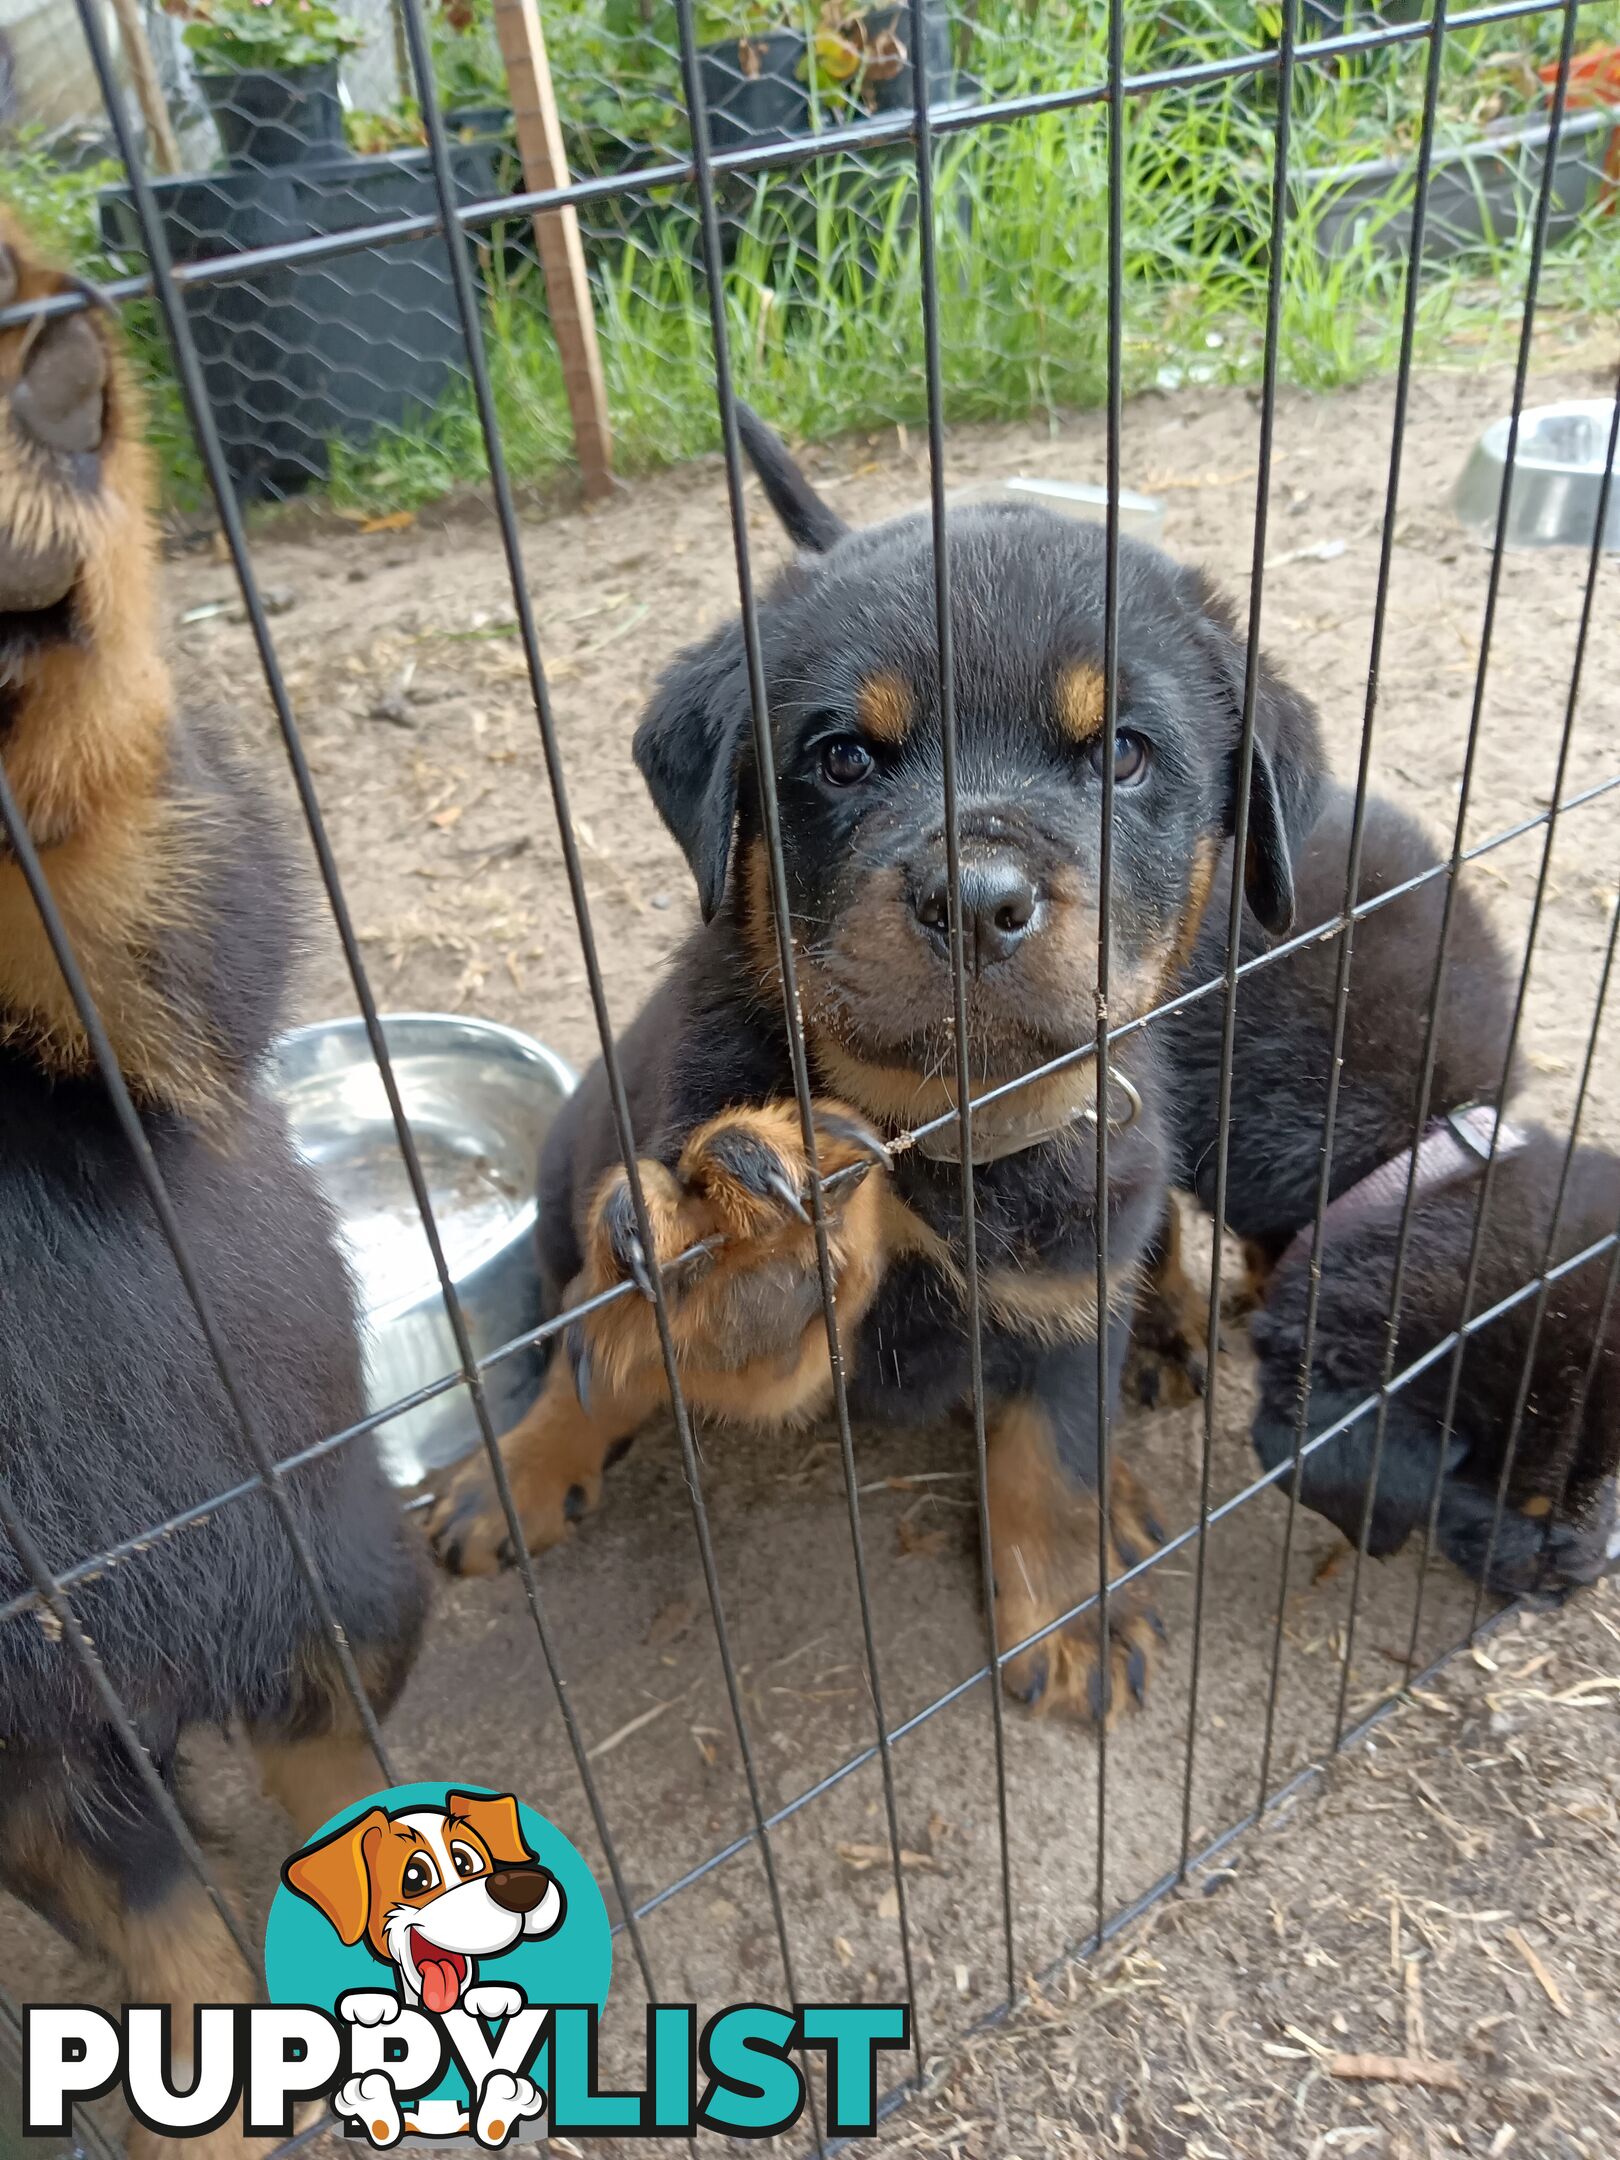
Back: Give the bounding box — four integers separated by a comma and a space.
1, 1747, 258, 2160
250, 1630, 422, 1840
1124, 1197, 1213, 1409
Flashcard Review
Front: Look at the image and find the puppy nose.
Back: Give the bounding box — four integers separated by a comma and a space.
486, 1865, 551, 1914
912, 857, 1041, 972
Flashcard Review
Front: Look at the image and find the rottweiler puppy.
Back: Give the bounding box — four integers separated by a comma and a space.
428, 409, 1325, 1720
0, 213, 426, 2147
1151, 782, 1620, 1595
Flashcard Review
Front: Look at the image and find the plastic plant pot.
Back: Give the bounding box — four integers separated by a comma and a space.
100, 142, 498, 502
845, 1, 955, 114
697, 29, 811, 153
197, 61, 345, 166
1541, 45, 1620, 215
1300, 102, 1618, 263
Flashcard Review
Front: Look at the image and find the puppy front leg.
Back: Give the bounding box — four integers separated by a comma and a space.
988, 1320, 1166, 1724
429, 1099, 891, 1576
429, 1355, 655, 1578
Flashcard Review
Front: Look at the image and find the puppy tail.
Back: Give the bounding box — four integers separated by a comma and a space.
736, 404, 849, 554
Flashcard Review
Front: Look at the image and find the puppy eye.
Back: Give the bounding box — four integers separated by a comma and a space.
450, 1842, 484, 1880
1089, 729, 1150, 787
819, 736, 874, 787
402, 1855, 440, 1897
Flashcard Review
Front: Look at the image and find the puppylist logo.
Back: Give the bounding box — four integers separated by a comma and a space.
23, 1781, 909, 2148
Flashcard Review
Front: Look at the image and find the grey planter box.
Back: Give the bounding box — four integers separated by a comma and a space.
1300, 102, 1617, 262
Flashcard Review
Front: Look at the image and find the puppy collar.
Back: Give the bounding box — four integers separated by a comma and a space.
1277, 1102, 1527, 1277
912, 1068, 1143, 1165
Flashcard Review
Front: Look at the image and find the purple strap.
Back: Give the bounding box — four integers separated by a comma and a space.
1276, 1103, 1527, 1281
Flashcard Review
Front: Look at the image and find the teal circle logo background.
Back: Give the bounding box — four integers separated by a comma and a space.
265, 1781, 612, 2096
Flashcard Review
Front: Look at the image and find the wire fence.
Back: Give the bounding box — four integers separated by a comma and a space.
1, 0, 1619, 2146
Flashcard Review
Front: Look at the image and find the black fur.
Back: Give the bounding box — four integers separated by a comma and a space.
1161, 785, 1517, 1254
533, 415, 1328, 1685
0, 718, 427, 1922
1157, 782, 1619, 1596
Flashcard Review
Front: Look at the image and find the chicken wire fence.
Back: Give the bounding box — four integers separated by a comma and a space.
0, 0, 1618, 2144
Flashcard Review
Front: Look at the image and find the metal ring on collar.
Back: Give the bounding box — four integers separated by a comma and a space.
1078, 1067, 1143, 1135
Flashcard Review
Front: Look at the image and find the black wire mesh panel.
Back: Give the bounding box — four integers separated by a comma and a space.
0, 0, 1617, 2147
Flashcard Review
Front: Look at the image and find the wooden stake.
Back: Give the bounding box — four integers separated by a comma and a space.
106, 0, 182, 176
490, 0, 615, 499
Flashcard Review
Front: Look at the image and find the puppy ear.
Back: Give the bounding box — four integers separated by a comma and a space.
633, 623, 752, 921
281, 1806, 388, 1946
1188, 573, 1326, 936
446, 1790, 535, 1869
1243, 738, 1298, 936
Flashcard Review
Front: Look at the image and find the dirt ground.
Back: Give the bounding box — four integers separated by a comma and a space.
3, 336, 1617, 2159
877, 1577, 1620, 2160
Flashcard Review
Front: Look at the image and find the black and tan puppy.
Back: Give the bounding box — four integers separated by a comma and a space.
0, 214, 426, 2151
429, 412, 1326, 1720
1152, 783, 1620, 1596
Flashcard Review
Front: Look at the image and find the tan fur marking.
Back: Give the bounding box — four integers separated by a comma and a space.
855, 671, 912, 745
1236, 1238, 1274, 1315
988, 1406, 1163, 1722
1056, 662, 1107, 743
979, 1260, 1141, 1347
0, 210, 219, 1113
7, 1794, 259, 2160
1171, 833, 1222, 979
252, 1735, 387, 1845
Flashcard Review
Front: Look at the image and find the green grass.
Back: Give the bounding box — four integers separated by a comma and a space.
7, 0, 1619, 513
325, 0, 1620, 510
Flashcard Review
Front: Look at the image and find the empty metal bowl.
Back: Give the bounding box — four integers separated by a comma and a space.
1453, 398, 1620, 551
270, 1013, 576, 1488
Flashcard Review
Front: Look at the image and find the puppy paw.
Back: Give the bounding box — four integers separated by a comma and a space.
429, 1100, 891, 1578
1124, 1330, 1207, 1410
475, 2070, 544, 2148
463, 1982, 526, 2021
569, 1098, 890, 1409
335, 2072, 402, 2148
427, 1363, 636, 1575
337, 1990, 402, 2027
993, 1454, 1166, 1725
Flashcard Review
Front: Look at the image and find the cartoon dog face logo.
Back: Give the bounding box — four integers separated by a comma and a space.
283, 1791, 566, 2014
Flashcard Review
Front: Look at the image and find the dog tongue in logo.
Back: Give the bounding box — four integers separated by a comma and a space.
411, 1933, 466, 2013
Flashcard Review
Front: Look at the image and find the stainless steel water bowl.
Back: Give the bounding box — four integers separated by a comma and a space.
270, 1014, 576, 1489
1453, 398, 1620, 551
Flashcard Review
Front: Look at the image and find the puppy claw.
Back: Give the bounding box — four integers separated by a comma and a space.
763, 1168, 811, 1224
1127, 1644, 1149, 1705
625, 1235, 657, 1302
815, 1110, 892, 1167
600, 1181, 658, 1301
566, 1323, 592, 1414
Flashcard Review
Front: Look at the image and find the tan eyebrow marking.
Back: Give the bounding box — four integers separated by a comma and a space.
1056, 662, 1107, 742
855, 672, 913, 744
